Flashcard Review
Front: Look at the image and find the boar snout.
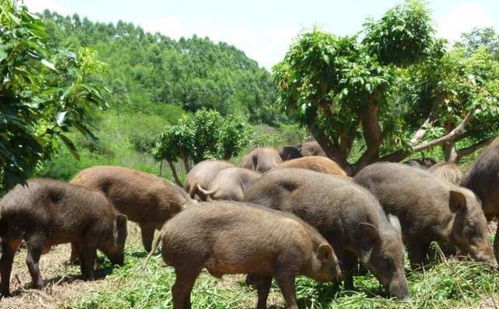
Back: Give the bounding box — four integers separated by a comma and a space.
472, 247, 498, 270
388, 277, 409, 300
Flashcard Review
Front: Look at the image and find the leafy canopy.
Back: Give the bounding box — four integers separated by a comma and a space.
152, 110, 252, 165
0, 1, 106, 189
273, 0, 497, 172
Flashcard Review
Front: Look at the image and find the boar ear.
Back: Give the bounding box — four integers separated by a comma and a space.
358, 223, 381, 251
114, 214, 128, 244
317, 244, 333, 262
388, 214, 402, 234
449, 190, 467, 214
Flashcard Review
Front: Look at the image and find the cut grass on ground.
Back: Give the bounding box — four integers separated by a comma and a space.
2, 223, 499, 308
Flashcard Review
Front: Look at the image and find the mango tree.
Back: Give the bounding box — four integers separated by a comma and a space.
0, 1, 107, 189
273, 0, 498, 173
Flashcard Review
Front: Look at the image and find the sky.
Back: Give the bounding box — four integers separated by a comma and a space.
24, 0, 499, 69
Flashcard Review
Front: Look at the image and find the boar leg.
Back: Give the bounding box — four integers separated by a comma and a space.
139, 223, 155, 253
407, 239, 430, 270
0, 239, 21, 296
250, 274, 272, 309
25, 236, 45, 289
79, 246, 97, 281
274, 271, 298, 309
339, 252, 357, 290
172, 266, 201, 309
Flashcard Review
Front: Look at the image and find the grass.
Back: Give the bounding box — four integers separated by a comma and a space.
65, 224, 499, 309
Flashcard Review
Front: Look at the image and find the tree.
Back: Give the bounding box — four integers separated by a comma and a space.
152, 110, 252, 185
273, 0, 499, 174
400, 45, 499, 163
0, 1, 107, 189
456, 27, 499, 60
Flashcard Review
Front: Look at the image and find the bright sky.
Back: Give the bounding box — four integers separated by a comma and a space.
24, 0, 498, 69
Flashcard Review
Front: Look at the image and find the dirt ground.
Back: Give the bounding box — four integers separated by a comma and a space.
0, 242, 115, 309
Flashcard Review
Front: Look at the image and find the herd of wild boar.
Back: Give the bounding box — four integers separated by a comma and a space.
0, 138, 499, 308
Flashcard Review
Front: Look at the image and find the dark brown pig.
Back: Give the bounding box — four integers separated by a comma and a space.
71, 165, 193, 252
279, 145, 303, 161
0, 179, 127, 296
403, 158, 437, 169
196, 167, 262, 201
300, 141, 326, 157
276, 156, 347, 176
184, 160, 234, 200
149, 201, 342, 309
244, 169, 409, 300
242, 147, 282, 173
354, 162, 497, 269
428, 162, 463, 185
461, 137, 499, 259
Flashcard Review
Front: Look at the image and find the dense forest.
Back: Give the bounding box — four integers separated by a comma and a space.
41, 11, 279, 124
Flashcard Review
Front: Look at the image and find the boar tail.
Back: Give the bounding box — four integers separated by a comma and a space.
196, 184, 218, 197
142, 233, 162, 270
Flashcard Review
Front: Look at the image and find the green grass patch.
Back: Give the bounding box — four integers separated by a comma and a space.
70, 228, 499, 309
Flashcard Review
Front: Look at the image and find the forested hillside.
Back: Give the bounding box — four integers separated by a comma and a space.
41, 11, 279, 124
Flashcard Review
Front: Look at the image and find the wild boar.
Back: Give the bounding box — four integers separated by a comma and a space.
300, 141, 326, 157
0, 179, 127, 296
355, 162, 497, 269
403, 158, 437, 169
428, 162, 463, 186
184, 160, 234, 200
244, 168, 408, 300
196, 167, 262, 201
461, 137, 499, 259
276, 156, 347, 176
242, 147, 282, 173
71, 165, 193, 252
279, 146, 303, 161
149, 201, 342, 309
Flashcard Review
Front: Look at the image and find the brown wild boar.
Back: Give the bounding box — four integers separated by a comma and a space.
196, 167, 262, 201
276, 156, 347, 176
184, 160, 234, 200
242, 147, 282, 173
428, 162, 463, 185
244, 168, 409, 300
71, 165, 193, 252
354, 162, 497, 269
461, 137, 499, 258
148, 201, 341, 309
0, 179, 127, 297
300, 141, 326, 157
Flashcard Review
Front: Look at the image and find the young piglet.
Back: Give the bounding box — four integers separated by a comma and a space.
0, 179, 127, 297
149, 201, 341, 309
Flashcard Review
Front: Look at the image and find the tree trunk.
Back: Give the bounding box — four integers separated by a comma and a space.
179, 151, 191, 172
167, 160, 183, 186
353, 100, 382, 173
443, 142, 458, 163
158, 160, 163, 176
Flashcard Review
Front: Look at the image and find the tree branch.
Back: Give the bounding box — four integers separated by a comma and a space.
409, 95, 443, 146
380, 111, 474, 163
455, 137, 495, 162
412, 111, 473, 152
